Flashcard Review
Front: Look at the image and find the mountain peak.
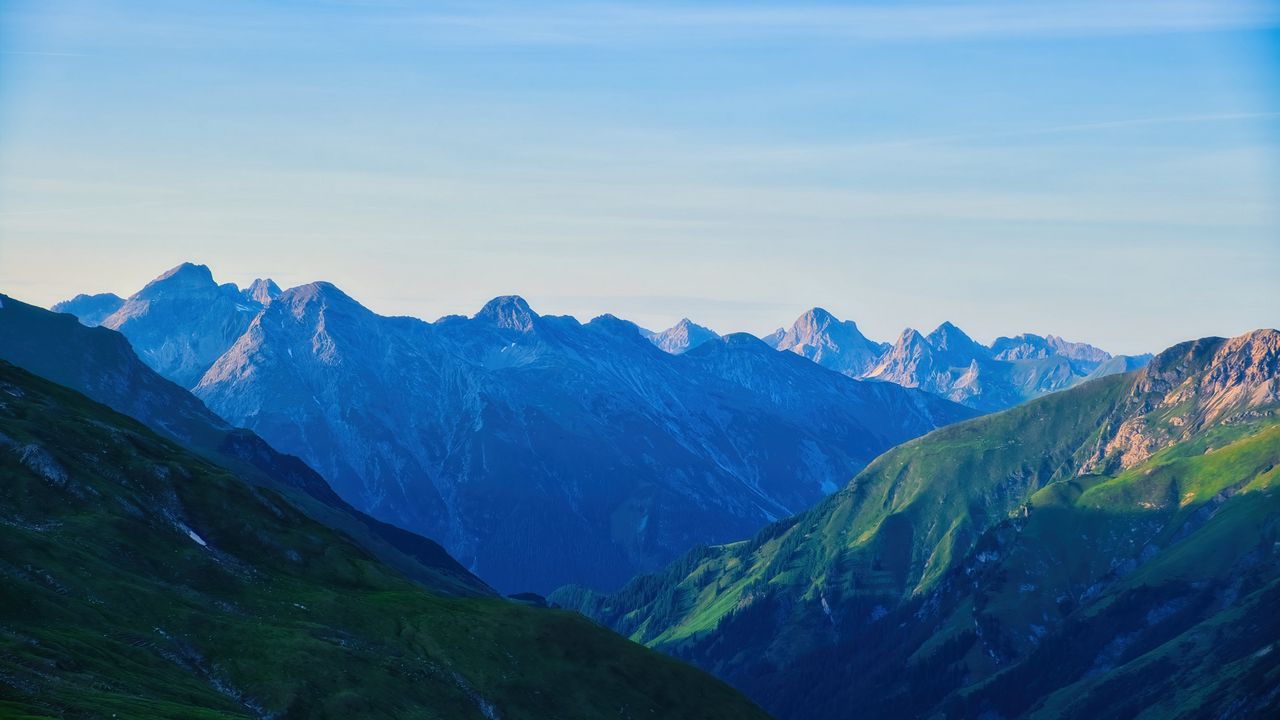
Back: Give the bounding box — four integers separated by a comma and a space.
136, 262, 217, 298
289, 280, 345, 297
244, 278, 282, 305
770, 307, 883, 376
926, 321, 984, 355
789, 307, 859, 337
648, 317, 718, 354
798, 307, 837, 325
898, 327, 927, 346
278, 281, 362, 310
686, 331, 771, 357
719, 331, 769, 347
50, 292, 125, 327
1145, 328, 1280, 390
476, 295, 539, 332
153, 262, 214, 284
929, 320, 965, 338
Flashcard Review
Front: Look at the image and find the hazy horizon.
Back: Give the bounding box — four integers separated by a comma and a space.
3, 0, 1278, 355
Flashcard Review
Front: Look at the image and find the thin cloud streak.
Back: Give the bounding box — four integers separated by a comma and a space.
739, 112, 1280, 157
0, 201, 170, 218
0, 51, 90, 57
393, 0, 1280, 46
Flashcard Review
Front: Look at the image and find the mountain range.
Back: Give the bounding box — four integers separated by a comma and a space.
727, 308, 1151, 411
53, 264, 974, 593
553, 328, 1280, 719
23, 266, 1277, 718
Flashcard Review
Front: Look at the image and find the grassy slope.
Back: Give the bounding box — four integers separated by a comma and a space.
0, 362, 769, 720
919, 419, 1280, 719
555, 335, 1280, 719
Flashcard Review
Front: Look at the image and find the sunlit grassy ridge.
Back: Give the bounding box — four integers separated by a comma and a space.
0, 361, 769, 720
554, 332, 1280, 719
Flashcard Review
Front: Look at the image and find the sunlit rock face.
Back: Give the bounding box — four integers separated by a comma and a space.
760, 306, 1145, 412
766, 308, 888, 377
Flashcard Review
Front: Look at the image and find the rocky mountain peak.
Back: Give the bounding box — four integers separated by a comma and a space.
925, 321, 979, 352
50, 292, 125, 327
709, 332, 770, 351
476, 295, 539, 332
139, 262, 218, 297
1138, 336, 1227, 392
1143, 329, 1280, 399
649, 318, 719, 354
276, 281, 366, 319
244, 278, 282, 306
864, 328, 932, 385
1208, 328, 1280, 385
896, 327, 928, 351
588, 314, 649, 342
771, 307, 883, 376
94, 263, 260, 388
761, 327, 787, 348
796, 307, 837, 328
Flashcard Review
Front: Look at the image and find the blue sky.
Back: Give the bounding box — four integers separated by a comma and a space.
1, 0, 1277, 354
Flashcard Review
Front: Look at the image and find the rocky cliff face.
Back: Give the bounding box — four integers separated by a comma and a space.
1088, 329, 1280, 471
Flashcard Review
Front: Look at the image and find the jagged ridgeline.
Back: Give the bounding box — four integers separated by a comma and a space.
760, 308, 1151, 412
554, 330, 1280, 720
0, 361, 769, 719
50, 264, 974, 594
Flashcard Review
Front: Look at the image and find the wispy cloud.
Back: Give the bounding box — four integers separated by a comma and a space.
12, 1, 1274, 56
390, 0, 1280, 46
0, 51, 89, 57
749, 112, 1280, 156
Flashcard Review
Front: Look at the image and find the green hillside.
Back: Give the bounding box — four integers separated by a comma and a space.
554, 330, 1280, 719
0, 361, 769, 720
